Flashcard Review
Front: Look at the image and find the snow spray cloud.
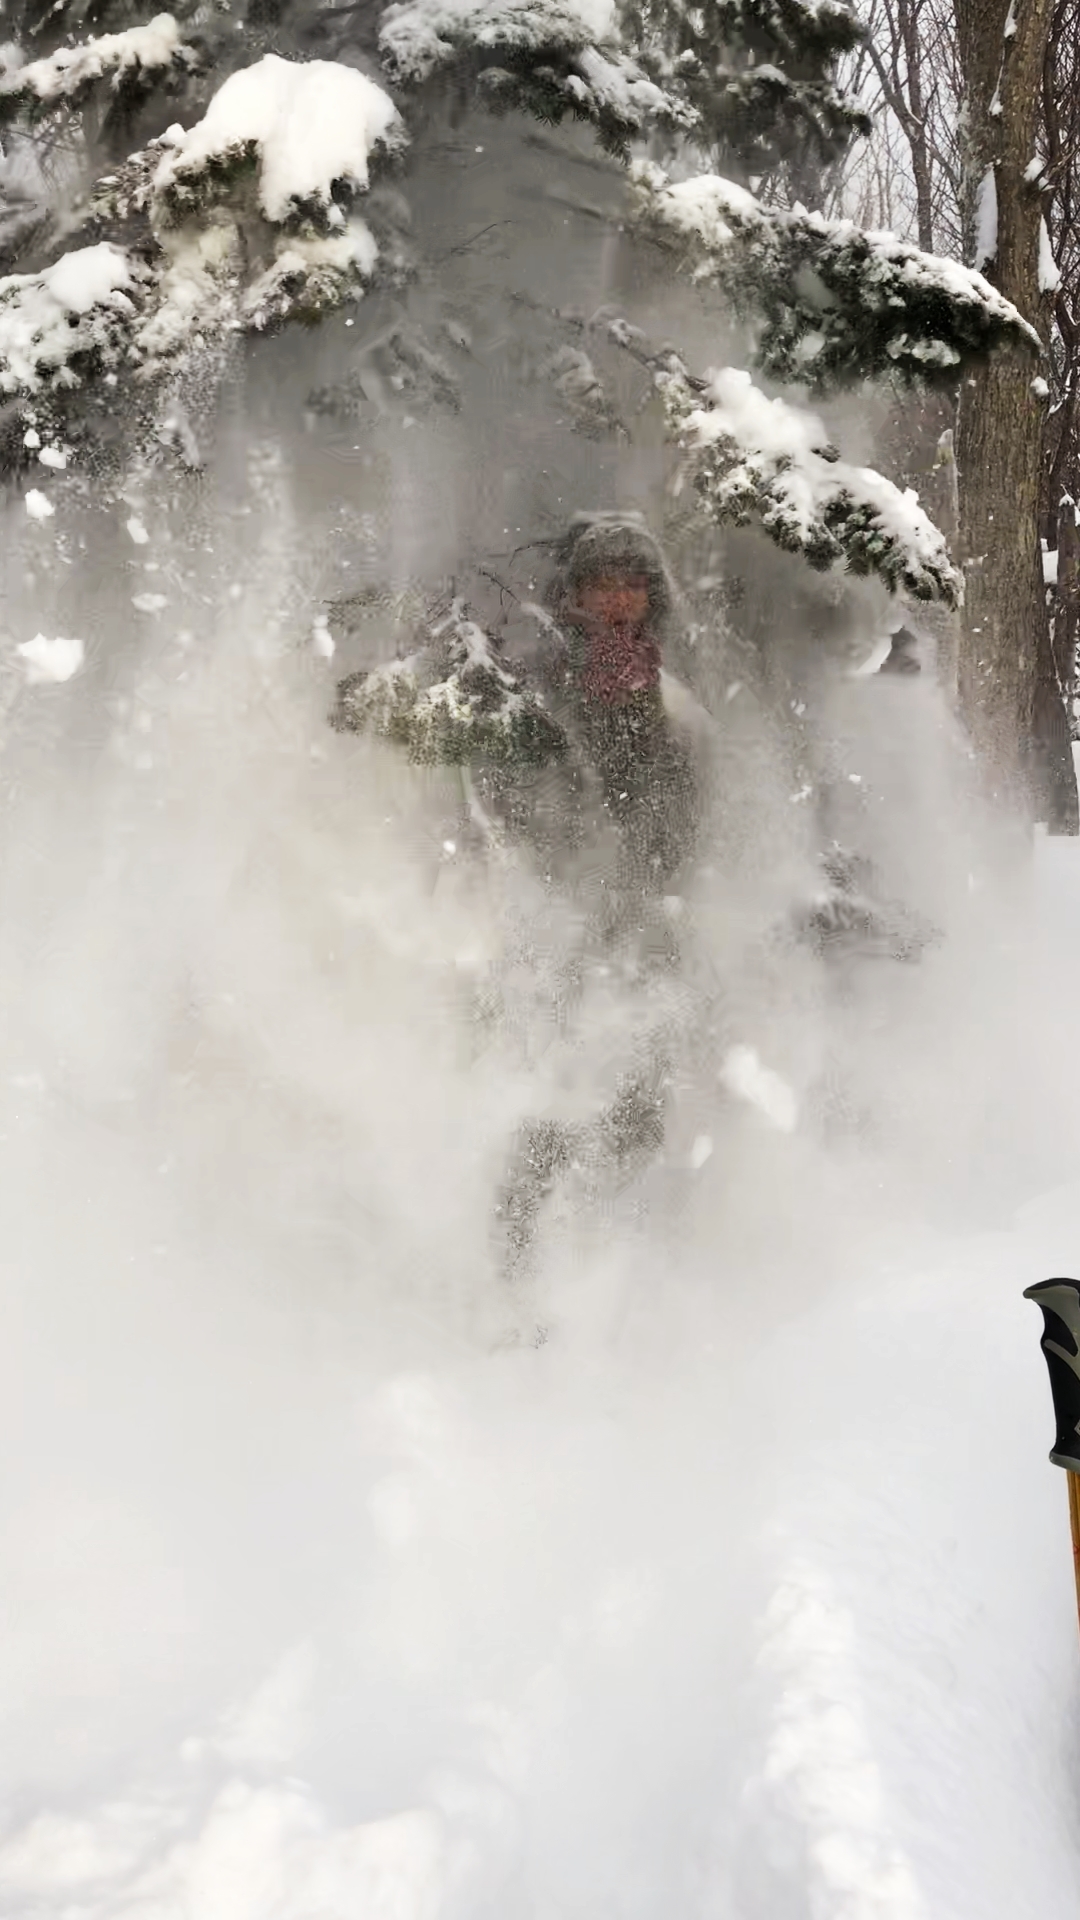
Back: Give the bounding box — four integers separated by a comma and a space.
2, 103, 1080, 1920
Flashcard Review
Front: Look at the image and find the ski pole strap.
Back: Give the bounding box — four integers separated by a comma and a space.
1024, 1278, 1080, 1470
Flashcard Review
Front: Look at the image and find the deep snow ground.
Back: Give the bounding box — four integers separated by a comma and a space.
2, 532, 1080, 1916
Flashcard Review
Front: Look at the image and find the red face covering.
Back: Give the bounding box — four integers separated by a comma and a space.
571, 574, 662, 706
580, 623, 663, 704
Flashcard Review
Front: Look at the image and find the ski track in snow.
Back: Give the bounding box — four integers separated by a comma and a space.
2, 526, 1080, 1918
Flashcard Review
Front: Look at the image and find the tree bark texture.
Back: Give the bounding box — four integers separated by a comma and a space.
954, 0, 1077, 826
1036, 497, 1080, 828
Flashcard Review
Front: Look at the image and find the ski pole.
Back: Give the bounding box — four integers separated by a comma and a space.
1023, 1277, 1080, 1640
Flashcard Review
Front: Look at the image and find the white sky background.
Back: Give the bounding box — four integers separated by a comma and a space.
825, 0, 963, 256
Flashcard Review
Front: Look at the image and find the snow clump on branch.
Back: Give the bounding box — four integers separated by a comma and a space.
151, 55, 406, 223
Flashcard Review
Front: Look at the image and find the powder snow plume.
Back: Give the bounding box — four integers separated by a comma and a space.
1, 113, 1079, 1920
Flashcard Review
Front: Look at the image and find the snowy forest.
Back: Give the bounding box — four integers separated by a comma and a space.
5, 0, 1080, 1912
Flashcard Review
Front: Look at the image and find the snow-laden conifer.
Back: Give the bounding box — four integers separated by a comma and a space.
0, 0, 1047, 603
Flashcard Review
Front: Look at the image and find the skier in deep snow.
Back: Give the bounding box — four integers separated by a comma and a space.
332, 513, 721, 1276
479, 513, 718, 1277
331, 514, 933, 1279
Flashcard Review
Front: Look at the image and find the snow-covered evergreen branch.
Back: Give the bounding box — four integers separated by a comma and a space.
0, 54, 408, 399
150, 55, 406, 223
0, 14, 193, 124
621, 0, 866, 176
332, 601, 568, 766
0, 244, 140, 397
600, 314, 958, 600
663, 361, 959, 601
378, 0, 699, 151
632, 162, 1041, 388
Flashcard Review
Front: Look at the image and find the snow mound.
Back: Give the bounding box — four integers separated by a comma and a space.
0, 1776, 445, 1919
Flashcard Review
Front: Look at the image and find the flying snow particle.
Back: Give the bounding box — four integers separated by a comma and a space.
720, 1045, 798, 1133
311, 616, 335, 659
22, 428, 40, 449
132, 593, 168, 613
690, 1134, 713, 1170
126, 516, 150, 545
37, 445, 67, 470
24, 490, 54, 520
16, 634, 85, 683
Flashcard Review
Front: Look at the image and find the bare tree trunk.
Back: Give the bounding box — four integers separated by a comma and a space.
954, 0, 1077, 826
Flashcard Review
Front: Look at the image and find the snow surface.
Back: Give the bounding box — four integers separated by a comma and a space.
153, 55, 404, 223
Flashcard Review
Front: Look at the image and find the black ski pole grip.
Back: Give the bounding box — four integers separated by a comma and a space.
1024, 1278, 1080, 1471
